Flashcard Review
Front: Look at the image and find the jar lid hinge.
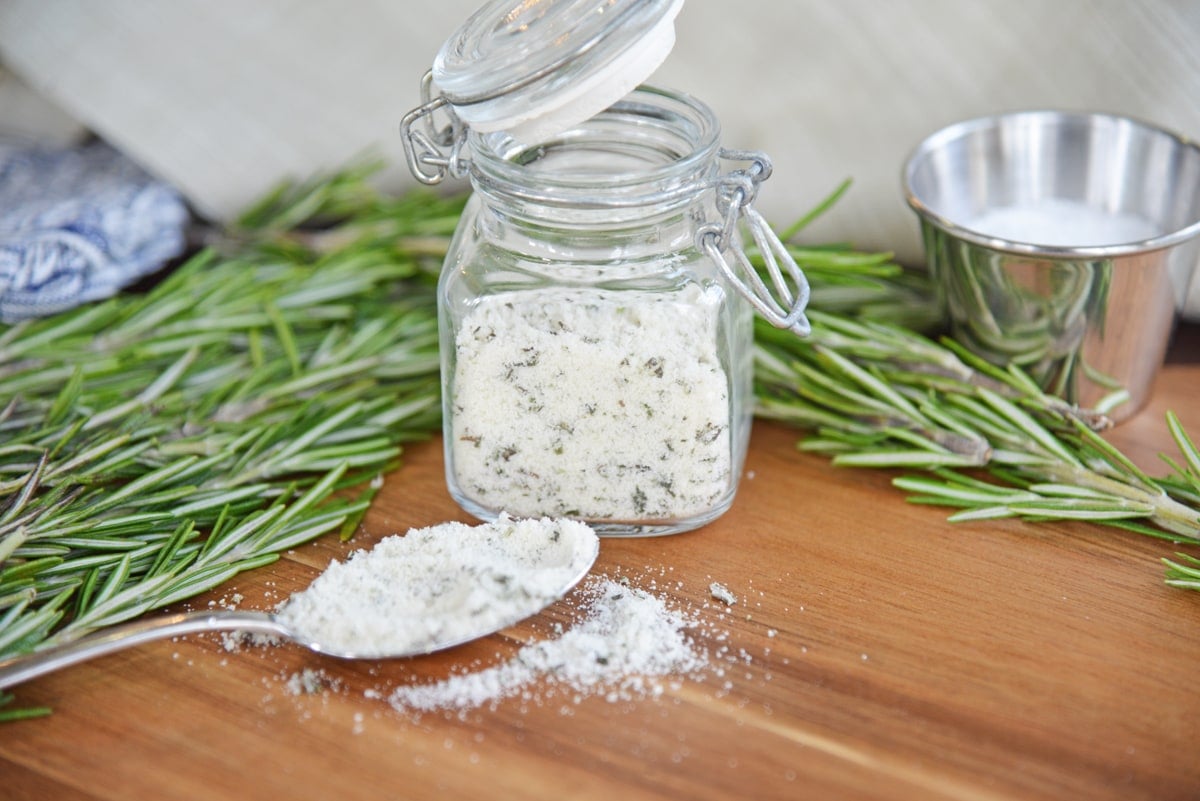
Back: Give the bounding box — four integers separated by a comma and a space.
700, 150, 811, 336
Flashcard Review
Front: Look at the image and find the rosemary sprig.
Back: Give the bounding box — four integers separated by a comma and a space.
754, 181, 1200, 569
0, 174, 466, 677
779, 181, 941, 333
754, 250, 1200, 574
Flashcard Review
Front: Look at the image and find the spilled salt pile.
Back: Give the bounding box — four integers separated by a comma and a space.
389, 576, 706, 712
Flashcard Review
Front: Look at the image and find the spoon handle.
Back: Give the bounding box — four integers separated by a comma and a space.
0, 610, 288, 690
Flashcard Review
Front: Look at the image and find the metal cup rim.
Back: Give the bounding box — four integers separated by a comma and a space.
902, 109, 1200, 259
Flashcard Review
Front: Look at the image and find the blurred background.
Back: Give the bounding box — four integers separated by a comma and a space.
1, 0, 1198, 269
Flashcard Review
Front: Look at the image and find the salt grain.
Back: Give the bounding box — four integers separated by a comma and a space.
709, 582, 736, 606
285, 667, 339, 696
221, 630, 282, 652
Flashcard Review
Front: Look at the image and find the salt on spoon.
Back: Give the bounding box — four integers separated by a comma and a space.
0, 515, 599, 689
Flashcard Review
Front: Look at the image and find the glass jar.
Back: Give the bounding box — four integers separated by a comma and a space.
440, 86, 750, 536
401, 0, 811, 536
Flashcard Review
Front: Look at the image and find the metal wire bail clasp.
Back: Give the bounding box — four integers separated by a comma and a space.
698, 149, 811, 336
399, 71, 470, 185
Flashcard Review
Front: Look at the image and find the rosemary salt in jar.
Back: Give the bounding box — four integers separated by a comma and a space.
401, 0, 810, 536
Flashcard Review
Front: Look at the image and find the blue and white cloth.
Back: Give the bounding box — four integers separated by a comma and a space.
0, 142, 188, 323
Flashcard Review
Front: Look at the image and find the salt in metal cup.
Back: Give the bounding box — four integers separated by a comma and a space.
903, 110, 1200, 421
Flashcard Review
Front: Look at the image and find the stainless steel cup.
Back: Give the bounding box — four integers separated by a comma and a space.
903, 110, 1200, 421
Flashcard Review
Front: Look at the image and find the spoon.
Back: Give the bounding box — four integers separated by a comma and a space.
0, 543, 598, 690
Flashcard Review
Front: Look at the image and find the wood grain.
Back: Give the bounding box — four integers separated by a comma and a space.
1, 359, 1197, 801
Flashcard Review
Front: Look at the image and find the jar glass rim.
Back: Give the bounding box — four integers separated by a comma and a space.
468, 85, 722, 208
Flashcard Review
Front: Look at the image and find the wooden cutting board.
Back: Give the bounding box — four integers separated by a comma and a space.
2, 351, 1198, 801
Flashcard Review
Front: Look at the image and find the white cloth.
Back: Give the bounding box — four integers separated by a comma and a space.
0, 141, 188, 323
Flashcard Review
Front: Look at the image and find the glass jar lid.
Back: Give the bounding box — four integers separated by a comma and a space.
432, 0, 685, 144
402, 0, 813, 337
